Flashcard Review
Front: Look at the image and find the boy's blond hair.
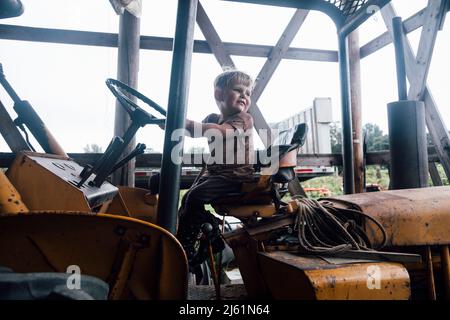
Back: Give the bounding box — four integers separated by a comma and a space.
214, 69, 254, 92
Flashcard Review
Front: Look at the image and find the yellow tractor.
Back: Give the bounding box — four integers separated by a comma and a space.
0, 66, 187, 300
0, 0, 449, 301
1, 63, 449, 300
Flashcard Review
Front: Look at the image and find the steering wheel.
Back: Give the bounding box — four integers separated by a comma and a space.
106, 78, 166, 125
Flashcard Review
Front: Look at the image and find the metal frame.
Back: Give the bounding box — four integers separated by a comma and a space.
156, 0, 198, 233
223, 0, 389, 33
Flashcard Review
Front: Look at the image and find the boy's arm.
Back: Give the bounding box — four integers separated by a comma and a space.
185, 119, 235, 137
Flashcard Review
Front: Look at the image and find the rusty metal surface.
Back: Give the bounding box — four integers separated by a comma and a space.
225, 231, 271, 299
330, 186, 450, 246
258, 251, 410, 300
0, 170, 28, 213
217, 204, 277, 219
115, 186, 157, 223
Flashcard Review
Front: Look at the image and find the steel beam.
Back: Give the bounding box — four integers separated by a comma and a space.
157, 0, 198, 234
0, 99, 30, 153
338, 34, 355, 194
339, 0, 391, 37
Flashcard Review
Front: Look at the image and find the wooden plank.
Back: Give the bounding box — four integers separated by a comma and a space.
251, 9, 309, 102
429, 162, 443, 186
196, 2, 235, 68
0, 149, 442, 169
247, 104, 272, 147
112, 11, 140, 187
0, 99, 30, 153
0, 24, 337, 62
408, 0, 447, 101
422, 89, 450, 178
194, 2, 272, 147
250, 9, 309, 148
360, 8, 425, 59
381, 3, 450, 180
348, 30, 364, 193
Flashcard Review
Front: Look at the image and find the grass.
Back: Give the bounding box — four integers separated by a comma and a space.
301, 164, 450, 199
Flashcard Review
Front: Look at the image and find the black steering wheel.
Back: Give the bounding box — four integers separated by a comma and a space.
106, 78, 166, 125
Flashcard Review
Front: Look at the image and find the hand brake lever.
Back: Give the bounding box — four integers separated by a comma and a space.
108, 143, 147, 175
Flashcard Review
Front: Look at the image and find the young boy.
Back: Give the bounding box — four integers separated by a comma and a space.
177, 69, 255, 267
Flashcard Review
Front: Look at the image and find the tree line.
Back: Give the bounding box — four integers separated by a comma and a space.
330, 122, 390, 154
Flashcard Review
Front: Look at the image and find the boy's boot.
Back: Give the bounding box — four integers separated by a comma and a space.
176, 211, 204, 266
202, 213, 225, 254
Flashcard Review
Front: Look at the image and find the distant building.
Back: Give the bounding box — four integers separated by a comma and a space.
270, 98, 334, 180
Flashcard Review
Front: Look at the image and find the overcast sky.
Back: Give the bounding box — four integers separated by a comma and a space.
0, 0, 448, 153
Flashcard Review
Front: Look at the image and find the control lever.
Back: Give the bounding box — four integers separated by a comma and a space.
91, 121, 141, 187
77, 137, 123, 188
108, 143, 146, 175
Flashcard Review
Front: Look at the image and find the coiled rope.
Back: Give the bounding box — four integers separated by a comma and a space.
292, 196, 387, 255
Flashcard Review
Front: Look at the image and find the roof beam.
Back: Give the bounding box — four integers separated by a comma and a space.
196, 5, 309, 147
0, 24, 337, 62
250, 8, 309, 148
196, 1, 272, 146
360, 7, 426, 59
408, 0, 447, 101
251, 9, 309, 102
195, 2, 235, 68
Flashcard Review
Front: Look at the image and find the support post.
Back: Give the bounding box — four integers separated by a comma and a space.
387, 100, 428, 189
348, 29, 364, 193
338, 34, 355, 194
157, 0, 198, 234
429, 162, 443, 186
112, 10, 141, 186
381, 3, 450, 181
387, 16, 428, 189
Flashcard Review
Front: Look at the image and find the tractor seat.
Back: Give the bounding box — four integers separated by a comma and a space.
212, 174, 276, 219
212, 167, 297, 219
211, 122, 308, 220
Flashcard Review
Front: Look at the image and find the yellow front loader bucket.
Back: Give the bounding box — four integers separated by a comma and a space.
0, 211, 188, 300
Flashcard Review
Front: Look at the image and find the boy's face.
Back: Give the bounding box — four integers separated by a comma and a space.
215, 80, 252, 117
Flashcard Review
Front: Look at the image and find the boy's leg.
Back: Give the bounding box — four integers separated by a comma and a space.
177, 176, 242, 266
